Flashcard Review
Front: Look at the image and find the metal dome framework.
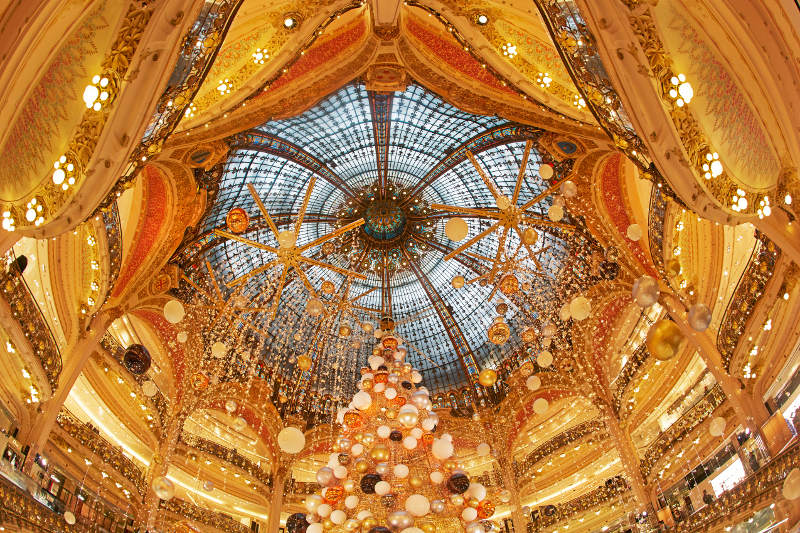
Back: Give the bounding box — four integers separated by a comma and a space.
186, 82, 574, 394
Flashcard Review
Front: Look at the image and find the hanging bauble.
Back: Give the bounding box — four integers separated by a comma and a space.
446, 473, 470, 493
382, 493, 398, 508
225, 207, 250, 234
211, 341, 227, 359
286, 513, 308, 533
542, 323, 557, 337
537, 350, 553, 368
626, 223, 642, 241
370, 445, 390, 461
431, 499, 446, 513
521, 227, 538, 245
498, 274, 519, 296
688, 304, 712, 331
382, 336, 399, 351
559, 303, 571, 321
632, 275, 660, 307
466, 483, 487, 501
353, 391, 372, 410
344, 411, 363, 428
330, 510, 347, 525
533, 398, 549, 415
405, 494, 431, 517
646, 320, 685, 360
666, 259, 682, 278
783, 468, 800, 500
163, 300, 185, 324
599, 261, 620, 280
387, 510, 414, 530
462, 507, 479, 522
422, 412, 438, 431
560, 180, 577, 198
362, 321, 374, 332
445, 217, 468, 242
338, 453, 351, 466
176, 331, 188, 343
495, 195, 512, 211
278, 427, 306, 454
225, 399, 237, 413
432, 437, 454, 460
380, 316, 396, 331
152, 476, 174, 500
397, 406, 419, 428
548, 205, 564, 222
498, 490, 511, 503
495, 302, 508, 315
321, 280, 335, 294
233, 416, 247, 431
142, 380, 158, 397
317, 467, 335, 487
64, 511, 76, 525
525, 375, 541, 391
203, 480, 214, 492
359, 474, 381, 494
521, 327, 537, 343
410, 390, 431, 410
123, 344, 151, 375
569, 296, 591, 321
295, 354, 313, 371
487, 317, 510, 345
278, 230, 297, 248
317, 504, 332, 517
339, 322, 353, 338
519, 361, 534, 377
390, 430, 403, 442
478, 369, 498, 387
324, 486, 345, 504
191, 372, 209, 391
374, 480, 391, 496
306, 297, 324, 317
539, 164, 554, 179
476, 443, 491, 457
709, 416, 726, 437
305, 495, 323, 513
451, 275, 466, 289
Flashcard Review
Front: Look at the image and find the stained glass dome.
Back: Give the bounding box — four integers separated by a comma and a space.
189, 82, 572, 395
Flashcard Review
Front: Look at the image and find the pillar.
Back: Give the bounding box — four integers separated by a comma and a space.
267, 457, 291, 532
0, 231, 20, 256
22, 307, 118, 470
662, 295, 771, 439
140, 409, 185, 530
497, 454, 525, 533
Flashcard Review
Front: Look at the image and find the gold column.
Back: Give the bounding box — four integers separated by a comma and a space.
140, 408, 186, 529
267, 457, 291, 533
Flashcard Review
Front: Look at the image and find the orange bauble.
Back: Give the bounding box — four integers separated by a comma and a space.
343, 411, 364, 429
225, 207, 249, 234
498, 274, 519, 296
374, 371, 389, 384
477, 500, 495, 519
390, 396, 407, 408
382, 336, 399, 351
324, 486, 344, 504
421, 433, 434, 447
321, 280, 335, 294
191, 373, 209, 391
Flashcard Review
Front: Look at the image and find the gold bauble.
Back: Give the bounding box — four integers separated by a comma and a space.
467, 497, 480, 508
420, 524, 436, 533
345, 519, 360, 531
452, 275, 466, 289
450, 494, 464, 506
370, 445, 389, 461
363, 433, 375, 445
355, 459, 369, 473
444, 459, 458, 471
361, 378, 373, 391
322, 519, 334, 530
666, 258, 681, 278
521, 227, 538, 245
646, 319, 685, 361
361, 517, 378, 531
498, 274, 519, 295
297, 354, 312, 371
386, 408, 397, 419
521, 326, 537, 344
409, 476, 423, 489
373, 346, 382, 356
321, 280, 335, 294
343, 479, 356, 492
478, 368, 498, 387
487, 317, 510, 345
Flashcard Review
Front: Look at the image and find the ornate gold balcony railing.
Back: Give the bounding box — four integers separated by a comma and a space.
54, 410, 146, 496
648, 183, 668, 276
676, 440, 800, 532
180, 434, 272, 488
717, 233, 780, 372
640, 384, 726, 480
0, 473, 90, 533
516, 419, 607, 482
100, 201, 123, 292
160, 498, 251, 533
1, 251, 62, 391
612, 343, 649, 415
532, 476, 632, 529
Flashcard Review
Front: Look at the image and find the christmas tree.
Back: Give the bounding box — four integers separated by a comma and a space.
287, 332, 495, 533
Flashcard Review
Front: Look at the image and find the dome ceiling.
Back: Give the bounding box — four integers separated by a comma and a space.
177, 81, 578, 395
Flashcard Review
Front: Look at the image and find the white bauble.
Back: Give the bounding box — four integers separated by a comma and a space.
330, 510, 347, 525
377, 425, 391, 439
411, 428, 423, 439
351, 443, 364, 456
688, 304, 712, 331
375, 481, 391, 495
403, 436, 418, 450
632, 275, 660, 307
462, 507, 478, 522
709, 416, 726, 437
385, 388, 398, 400
352, 391, 372, 410
533, 398, 549, 415
430, 471, 444, 484
560, 180, 577, 198
421, 412, 439, 431
627, 223, 643, 241
142, 381, 158, 397
411, 371, 423, 383
305, 494, 323, 513
64, 511, 76, 525
163, 300, 185, 324
176, 331, 188, 343
466, 483, 487, 501
345, 495, 359, 509
405, 494, 431, 517
307, 524, 323, 533
333, 465, 348, 479
394, 464, 410, 478
526, 375, 541, 391
537, 350, 553, 368
548, 204, 564, 222
211, 341, 227, 359
432, 437, 454, 460
476, 443, 491, 457
277, 427, 305, 454
317, 504, 332, 517
569, 296, 591, 320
